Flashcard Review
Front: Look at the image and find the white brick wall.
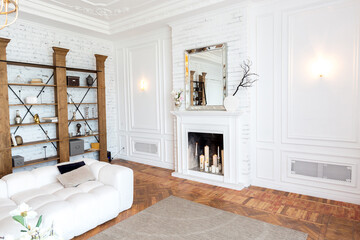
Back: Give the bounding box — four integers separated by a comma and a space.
170, 3, 252, 176
0, 19, 118, 171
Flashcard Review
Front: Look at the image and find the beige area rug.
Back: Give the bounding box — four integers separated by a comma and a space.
90, 196, 308, 240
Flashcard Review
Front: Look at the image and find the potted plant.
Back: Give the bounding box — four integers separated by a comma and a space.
224, 60, 258, 111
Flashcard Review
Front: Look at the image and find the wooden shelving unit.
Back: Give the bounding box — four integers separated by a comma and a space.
13, 156, 60, 169
69, 134, 99, 140
11, 139, 59, 148
0, 37, 108, 177
10, 122, 58, 127
68, 118, 98, 122
67, 86, 97, 89
9, 103, 57, 106
8, 83, 57, 87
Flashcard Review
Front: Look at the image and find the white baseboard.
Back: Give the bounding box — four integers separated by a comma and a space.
251, 179, 360, 205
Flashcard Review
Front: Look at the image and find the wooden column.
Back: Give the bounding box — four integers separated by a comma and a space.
0, 38, 11, 177
53, 47, 70, 163
95, 54, 108, 162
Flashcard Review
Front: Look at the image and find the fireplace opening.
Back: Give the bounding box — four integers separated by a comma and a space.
188, 132, 224, 175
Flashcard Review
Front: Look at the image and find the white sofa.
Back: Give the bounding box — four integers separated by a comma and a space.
0, 158, 134, 239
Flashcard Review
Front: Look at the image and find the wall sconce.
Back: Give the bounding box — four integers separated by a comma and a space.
140, 79, 147, 91
312, 57, 332, 78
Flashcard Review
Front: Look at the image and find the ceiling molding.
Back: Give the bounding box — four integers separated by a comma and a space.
109, 0, 225, 34
20, 0, 111, 34
18, 0, 228, 36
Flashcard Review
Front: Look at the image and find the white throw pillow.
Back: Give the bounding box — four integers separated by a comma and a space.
57, 165, 95, 188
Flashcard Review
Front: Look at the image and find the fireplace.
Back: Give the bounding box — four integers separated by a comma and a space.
188, 132, 224, 175
171, 111, 250, 190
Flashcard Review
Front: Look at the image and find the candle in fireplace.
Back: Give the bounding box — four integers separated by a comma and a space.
200, 155, 205, 170
213, 154, 217, 167
204, 145, 209, 161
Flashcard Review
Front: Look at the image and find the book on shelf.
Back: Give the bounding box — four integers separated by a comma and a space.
29, 78, 44, 84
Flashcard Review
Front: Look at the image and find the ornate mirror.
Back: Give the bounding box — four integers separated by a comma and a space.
185, 44, 227, 110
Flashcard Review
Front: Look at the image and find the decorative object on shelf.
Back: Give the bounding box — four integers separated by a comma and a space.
34, 114, 40, 123
69, 139, 84, 156
12, 155, 24, 167
89, 130, 93, 135
14, 135, 23, 145
171, 89, 184, 110
224, 60, 258, 112
42, 117, 58, 123
90, 142, 100, 150
68, 93, 74, 104
72, 110, 77, 120
43, 146, 48, 160
76, 123, 82, 136
25, 96, 38, 104
84, 107, 89, 119
84, 123, 88, 136
91, 107, 96, 118
86, 75, 94, 86
67, 76, 80, 86
10, 133, 16, 147
30, 78, 44, 84
14, 109, 21, 124
0, 0, 19, 30
15, 75, 22, 83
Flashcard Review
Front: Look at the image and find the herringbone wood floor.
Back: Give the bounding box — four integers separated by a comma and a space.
74, 159, 360, 240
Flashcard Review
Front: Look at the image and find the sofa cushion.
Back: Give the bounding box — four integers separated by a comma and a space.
32, 166, 60, 187
57, 165, 95, 188
57, 161, 85, 174
2, 171, 36, 197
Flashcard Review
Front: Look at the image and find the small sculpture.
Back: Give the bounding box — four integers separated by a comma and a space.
43, 146, 48, 160
68, 94, 74, 104
76, 123, 82, 136
34, 114, 40, 123
15, 135, 23, 145
86, 75, 94, 87
14, 110, 22, 124
72, 111, 76, 121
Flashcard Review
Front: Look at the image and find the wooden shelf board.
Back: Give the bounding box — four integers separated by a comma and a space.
69, 134, 99, 140
68, 118, 98, 122
13, 156, 60, 169
8, 83, 56, 87
68, 103, 97, 105
11, 139, 59, 148
9, 103, 57, 106
66, 67, 100, 73
10, 122, 58, 127
0, 60, 55, 69
67, 86, 97, 89
70, 149, 99, 157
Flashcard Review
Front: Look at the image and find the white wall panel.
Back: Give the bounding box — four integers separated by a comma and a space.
129, 43, 160, 133
284, 2, 360, 146
256, 14, 275, 143
251, 0, 360, 204
256, 148, 275, 180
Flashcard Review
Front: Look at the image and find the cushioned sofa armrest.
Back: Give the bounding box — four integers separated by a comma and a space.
98, 165, 134, 212
0, 179, 7, 198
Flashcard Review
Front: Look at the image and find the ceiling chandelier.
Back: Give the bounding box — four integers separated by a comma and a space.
0, 0, 19, 30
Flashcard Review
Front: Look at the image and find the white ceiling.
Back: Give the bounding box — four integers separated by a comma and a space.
19, 0, 237, 37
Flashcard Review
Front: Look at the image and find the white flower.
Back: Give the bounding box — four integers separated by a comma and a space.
9, 203, 37, 219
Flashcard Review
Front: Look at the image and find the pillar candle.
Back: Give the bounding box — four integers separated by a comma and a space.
200, 155, 205, 170
205, 157, 209, 172
204, 145, 209, 161
213, 154, 217, 167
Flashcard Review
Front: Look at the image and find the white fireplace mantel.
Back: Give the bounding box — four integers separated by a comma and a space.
171, 110, 250, 190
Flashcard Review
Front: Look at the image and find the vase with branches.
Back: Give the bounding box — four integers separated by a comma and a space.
224, 60, 258, 111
